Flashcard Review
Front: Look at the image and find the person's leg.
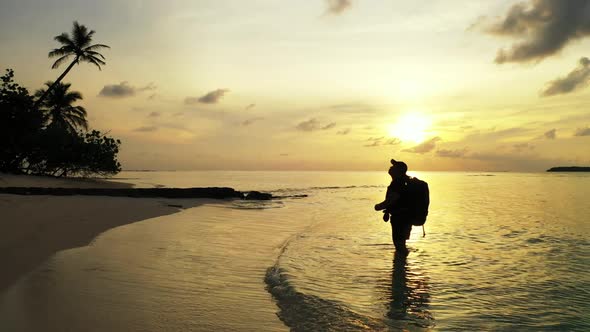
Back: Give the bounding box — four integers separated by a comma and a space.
393, 240, 409, 256
391, 222, 409, 256
391, 221, 411, 256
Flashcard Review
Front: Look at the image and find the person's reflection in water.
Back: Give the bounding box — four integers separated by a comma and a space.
387, 253, 434, 329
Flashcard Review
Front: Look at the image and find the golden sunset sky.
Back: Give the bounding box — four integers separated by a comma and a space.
2, 0, 589, 171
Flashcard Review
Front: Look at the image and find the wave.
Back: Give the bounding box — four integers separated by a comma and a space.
264, 265, 384, 331
271, 184, 384, 192
227, 200, 285, 210
270, 185, 385, 195
264, 218, 436, 331
263, 225, 386, 332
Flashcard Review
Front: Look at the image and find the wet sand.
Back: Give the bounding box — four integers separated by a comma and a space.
0, 174, 203, 291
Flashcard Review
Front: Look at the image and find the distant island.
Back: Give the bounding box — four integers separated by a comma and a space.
546, 166, 590, 172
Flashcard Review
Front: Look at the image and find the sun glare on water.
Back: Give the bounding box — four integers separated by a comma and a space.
388, 112, 431, 143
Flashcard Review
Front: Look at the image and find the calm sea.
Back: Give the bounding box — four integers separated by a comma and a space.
1, 171, 588, 331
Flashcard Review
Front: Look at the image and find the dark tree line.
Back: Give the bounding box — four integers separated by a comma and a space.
1, 22, 121, 177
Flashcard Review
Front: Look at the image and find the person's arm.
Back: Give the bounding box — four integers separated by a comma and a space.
374, 187, 400, 211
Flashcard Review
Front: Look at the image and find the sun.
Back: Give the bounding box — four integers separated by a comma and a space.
388, 112, 431, 143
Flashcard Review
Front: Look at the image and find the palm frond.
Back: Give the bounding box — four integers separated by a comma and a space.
51, 82, 70, 95
40, 81, 88, 132
48, 47, 72, 58
83, 50, 106, 60
64, 106, 87, 118
68, 105, 87, 117
84, 30, 96, 44
34, 89, 45, 98
34, 81, 55, 98
63, 92, 83, 105
54, 33, 74, 47
80, 53, 106, 65
73, 21, 94, 48
67, 106, 87, 123
72, 21, 84, 45
34, 87, 47, 98
64, 108, 88, 131
84, 43, 110, 51
80, 55, 104, 70
63, 119, 78, 135
75, 119, 89, 131
51, 54, 73, 69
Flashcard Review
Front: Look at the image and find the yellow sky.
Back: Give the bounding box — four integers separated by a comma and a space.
1, 0, 589, 171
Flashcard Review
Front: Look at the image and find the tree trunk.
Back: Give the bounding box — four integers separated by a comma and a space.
33, 57, 79, 109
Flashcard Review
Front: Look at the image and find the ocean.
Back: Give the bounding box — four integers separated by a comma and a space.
1, 171, 589, 331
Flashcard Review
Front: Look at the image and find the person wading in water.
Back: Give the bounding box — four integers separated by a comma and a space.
375, 159, 413, 256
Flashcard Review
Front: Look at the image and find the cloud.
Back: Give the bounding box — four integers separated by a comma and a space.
513, 142, 535, 152
245, 103, 256, 110
327, 103, 376, 114
436, 148, 468, 158
184, 97, 200, 105
139, 82, 157, 92
385, 138, 401, 145
403, 137, 442, 154
364, 141, 380, 147
574, 127, 590, 136
296, 118, 336, 132
185, 89, 229, 105
479, 0, 590, 63
337, 128, 351, 135
134, 126, 158, 132
541, 57, 590, 96
241, 117, 264, 126
364, 136, 383, 147
148, 112, 161, 118
99, 82, 157, 98
544, 128, 557, 139
296, 118, 320, 131
99, 81, 136, 98
363, 137, 401, 147
325, 0, 352, 15
463, 127, 533, 143
322, 122, 337, 130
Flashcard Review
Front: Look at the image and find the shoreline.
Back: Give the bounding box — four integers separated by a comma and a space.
0, 173, 212, 291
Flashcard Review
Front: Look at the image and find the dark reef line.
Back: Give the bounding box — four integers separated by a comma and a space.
0, 187, 274, 200
546, 166, 590, 172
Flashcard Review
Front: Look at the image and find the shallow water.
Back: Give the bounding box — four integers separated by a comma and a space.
1, 171, 589, 331
268, 172, 590, 331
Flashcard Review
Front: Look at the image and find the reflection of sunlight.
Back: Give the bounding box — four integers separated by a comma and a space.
388, 112, 431, 143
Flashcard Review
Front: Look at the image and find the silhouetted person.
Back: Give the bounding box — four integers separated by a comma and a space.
375, 159, 412, 256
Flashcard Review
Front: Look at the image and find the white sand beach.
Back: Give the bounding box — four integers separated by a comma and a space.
0, 173, 301, 331
0, 173, 202, 291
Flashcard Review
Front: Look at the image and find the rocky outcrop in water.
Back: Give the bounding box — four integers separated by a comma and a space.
244, 191, 273, 200
547, 166, 590, 172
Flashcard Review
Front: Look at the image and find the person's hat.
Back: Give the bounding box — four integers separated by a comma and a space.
390, 159, 408, 174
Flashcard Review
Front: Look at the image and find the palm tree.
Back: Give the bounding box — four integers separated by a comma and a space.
35, 81, 88, 134
34, 21, 109, 108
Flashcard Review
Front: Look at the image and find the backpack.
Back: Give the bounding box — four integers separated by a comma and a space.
405, 177, 430, 226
